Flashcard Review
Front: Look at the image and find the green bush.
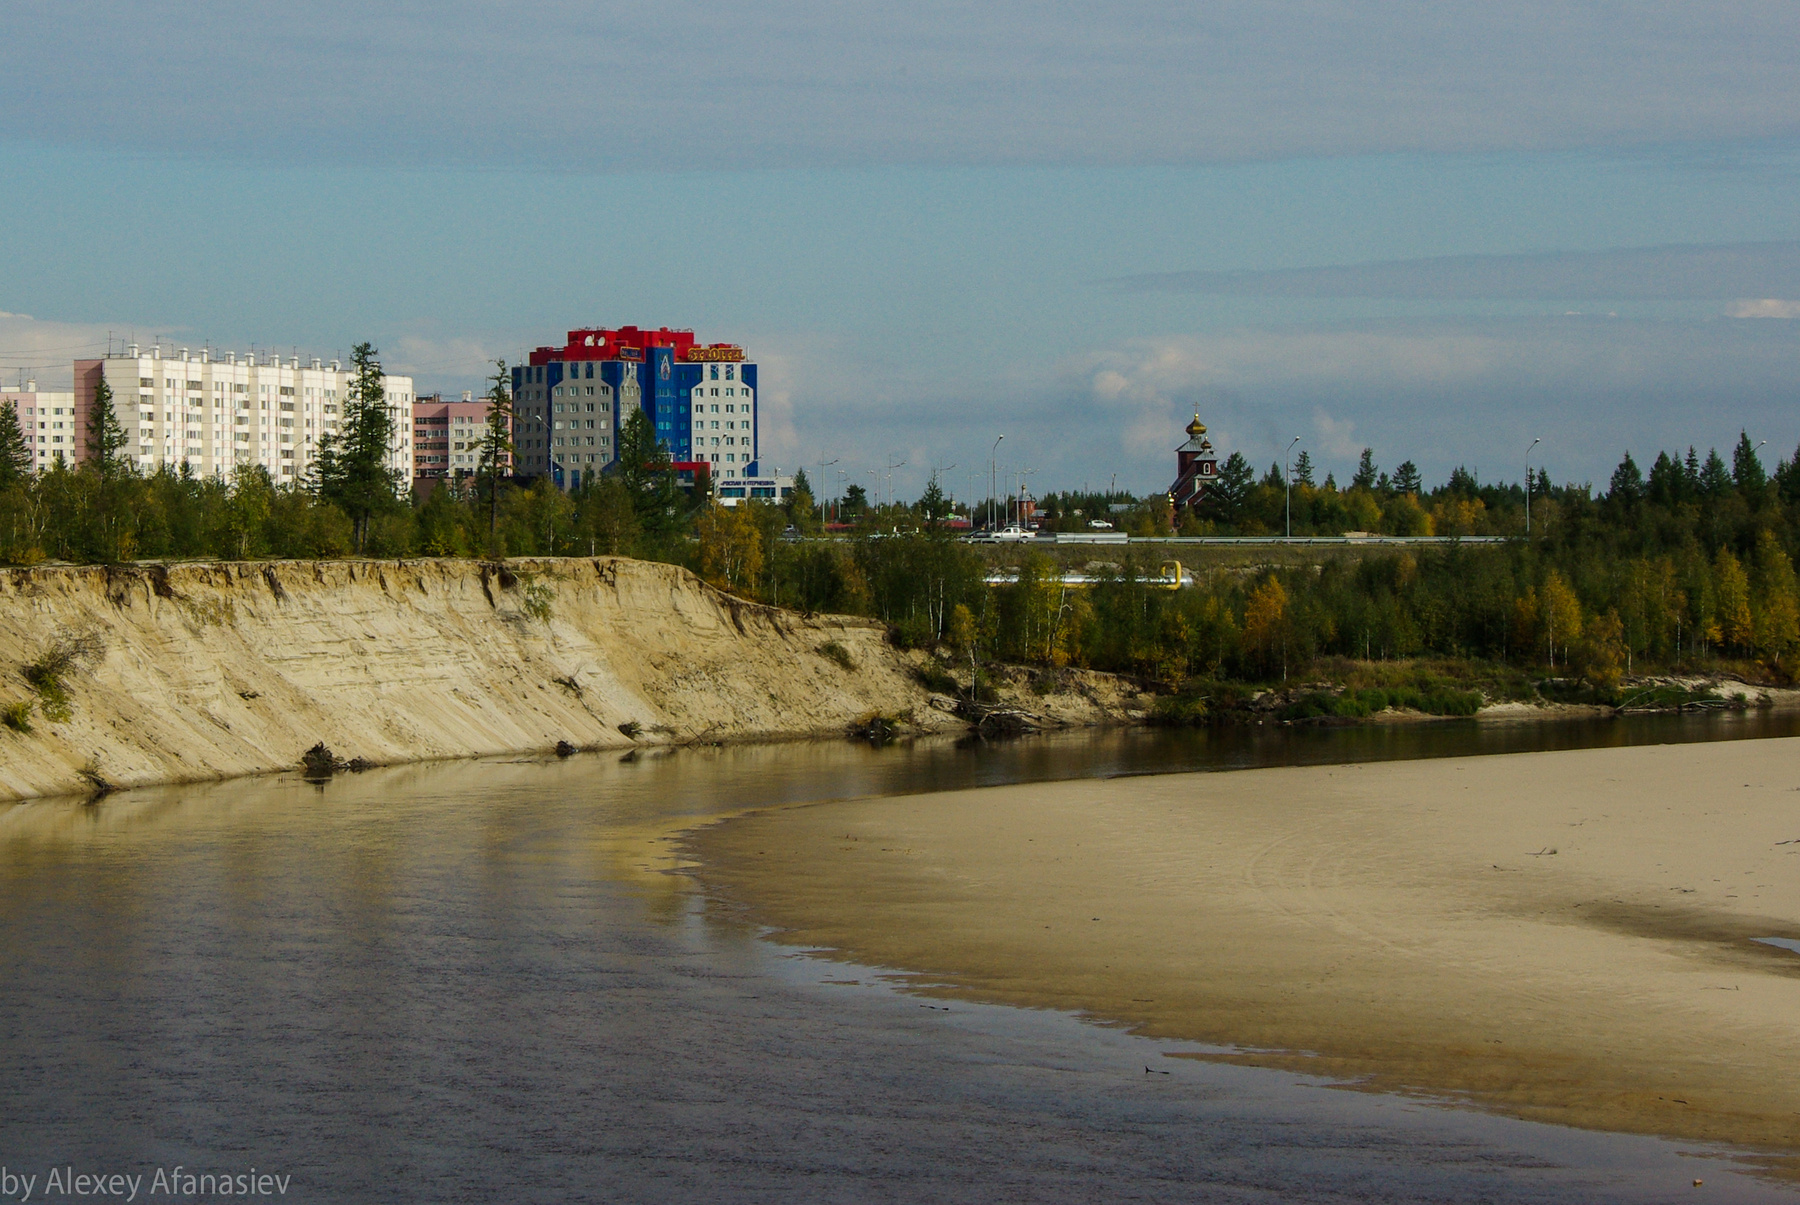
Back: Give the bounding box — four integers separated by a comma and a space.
23, 631, 101, 724
521, 582, 554, 622
817, 641, 856, 671
2, 699, 31, 733
913, 663, 959, 695
1280, 685, 1482, 721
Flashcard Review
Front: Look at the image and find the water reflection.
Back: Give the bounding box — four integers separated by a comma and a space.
2, 716, 1797, 1203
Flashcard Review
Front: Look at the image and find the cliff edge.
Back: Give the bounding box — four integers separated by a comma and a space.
0, 557, 955, 802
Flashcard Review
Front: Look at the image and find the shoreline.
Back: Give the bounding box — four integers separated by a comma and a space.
6, 676, 1793, 807
684, 736, 1800, 1163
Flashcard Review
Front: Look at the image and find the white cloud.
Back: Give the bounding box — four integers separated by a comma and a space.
1313, 410, 1362, 459
0, 312, 115, 390
386, 332, 512, 393
1728, 298, 1800, 318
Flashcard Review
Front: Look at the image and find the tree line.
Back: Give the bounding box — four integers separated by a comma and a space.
5, 364, 1798, 691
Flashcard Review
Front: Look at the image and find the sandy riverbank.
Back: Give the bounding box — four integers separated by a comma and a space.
0, 558, 1151, 802
686, 737, 1800, 1157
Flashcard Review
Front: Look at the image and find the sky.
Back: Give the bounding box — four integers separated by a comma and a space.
3, 1, 1798, 499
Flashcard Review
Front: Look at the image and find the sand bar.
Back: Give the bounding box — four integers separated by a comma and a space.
687, 737, 1800, 1154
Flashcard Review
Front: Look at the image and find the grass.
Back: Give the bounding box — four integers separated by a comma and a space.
22, 630, 104, 724
2, 699, 31, 733
521, 583, 554, 622
817, 641, 856, 671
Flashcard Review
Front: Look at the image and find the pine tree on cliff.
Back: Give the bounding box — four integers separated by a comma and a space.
314, 342, 399, 552
84, 374, 128, 478
475, 359, 516, 540
0, 399, 30, 488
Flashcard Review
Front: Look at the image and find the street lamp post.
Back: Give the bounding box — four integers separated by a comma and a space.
989, 434, 1004, 531
818, 457, 838, 528
1284, 436, 1300, 540
1525, 437, 1542, 536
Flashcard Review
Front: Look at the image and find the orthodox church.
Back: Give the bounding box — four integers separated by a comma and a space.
1167, 414, 1219, 515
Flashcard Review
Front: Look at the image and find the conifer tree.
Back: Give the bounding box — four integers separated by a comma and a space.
315, 342, 399, 552
919, 471, 949, 528
0, 400, 29, 488
1202, 451, 1253, 522
1776, 444, 1800, 505
1732, 430, 1767, 502
1292, 450, 1315, 488
613, 405, 682, 535
785, 467, 819, 530
841, 483, 868, 518
1646, 451, 1683, 506
1391, 460, 1422, 496
1699, 448, 1732, 497
615, 406, 666, 498
475, 359, 516, 540
1351, 448, 1378, 491
1607, 452, 1644, 504
84, 374, 128, 478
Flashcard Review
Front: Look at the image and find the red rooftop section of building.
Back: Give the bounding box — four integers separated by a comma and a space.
528, 326, 745, 365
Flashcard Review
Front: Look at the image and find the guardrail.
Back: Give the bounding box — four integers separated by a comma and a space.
1024, 534, 1510, 546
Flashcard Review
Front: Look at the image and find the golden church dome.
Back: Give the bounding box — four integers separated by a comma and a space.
1186, 414, 1207, 437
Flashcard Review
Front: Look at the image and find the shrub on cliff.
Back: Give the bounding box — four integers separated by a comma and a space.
2, 699, 31, 733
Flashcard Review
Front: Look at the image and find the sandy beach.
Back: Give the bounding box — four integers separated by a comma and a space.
686, 737, 1800, 1157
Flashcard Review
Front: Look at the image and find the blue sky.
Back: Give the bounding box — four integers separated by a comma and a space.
3, 2, 1798, 498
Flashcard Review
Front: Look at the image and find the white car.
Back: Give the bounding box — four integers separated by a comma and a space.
1087, 519, 1114, 530
991, 525, 1035, 543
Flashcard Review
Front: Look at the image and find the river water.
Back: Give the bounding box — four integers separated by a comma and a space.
4, 713, 1799, 1204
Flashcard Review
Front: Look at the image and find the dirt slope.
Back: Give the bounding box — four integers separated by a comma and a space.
0, 557, 947, 801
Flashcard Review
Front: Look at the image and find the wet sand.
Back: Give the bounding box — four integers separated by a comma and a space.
687, 737, 1800, 1156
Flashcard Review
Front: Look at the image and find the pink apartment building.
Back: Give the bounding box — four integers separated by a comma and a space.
413, 392, 510, 489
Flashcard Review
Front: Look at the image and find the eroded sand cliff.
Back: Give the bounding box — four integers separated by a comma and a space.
0, 557, 966, 802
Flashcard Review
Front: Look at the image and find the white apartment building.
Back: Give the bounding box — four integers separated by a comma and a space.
75, 344, 414, 484
0, 382, 79, 473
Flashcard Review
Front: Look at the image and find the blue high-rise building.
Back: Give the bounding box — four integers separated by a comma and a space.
511, 325, 760, 491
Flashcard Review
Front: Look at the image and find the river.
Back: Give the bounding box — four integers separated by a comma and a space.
3, 712, 1798, 1203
